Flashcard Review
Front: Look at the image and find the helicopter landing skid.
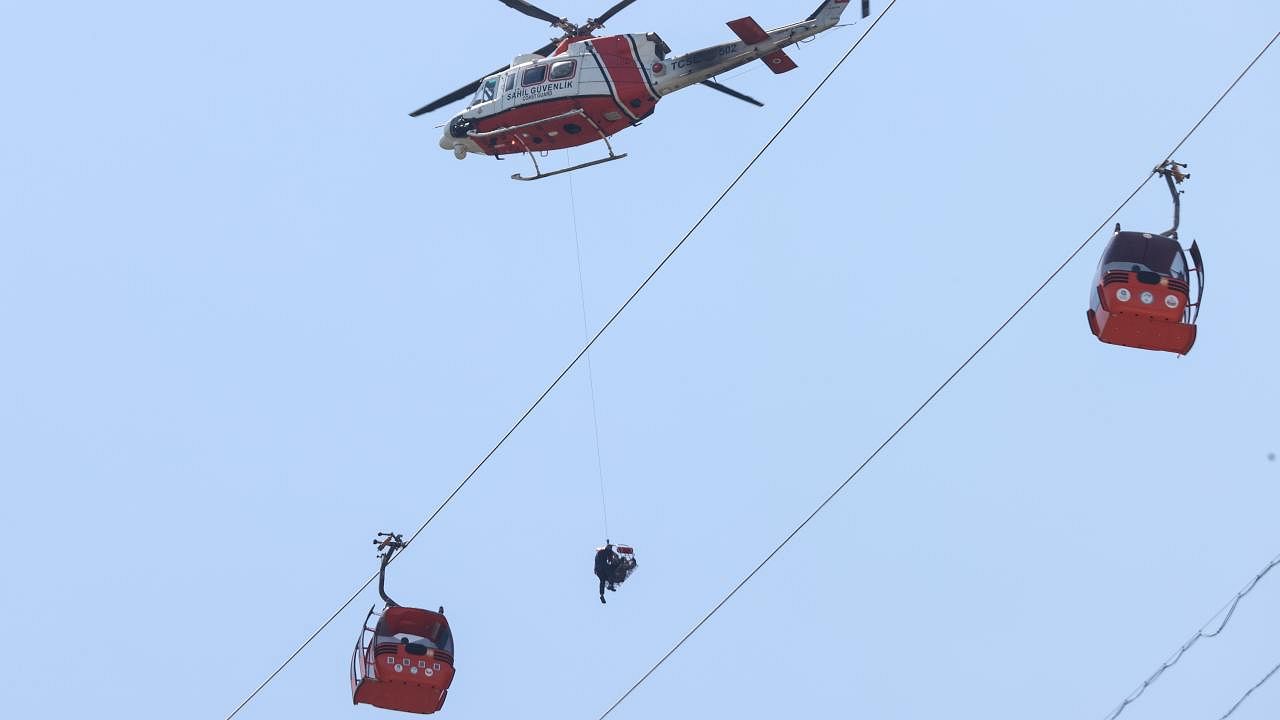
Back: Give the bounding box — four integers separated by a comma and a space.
469, 108, 626, 181
512, 151, 628, 181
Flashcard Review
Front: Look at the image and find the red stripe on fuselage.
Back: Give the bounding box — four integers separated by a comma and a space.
469, 96, 631, 156
588, 35, 659, 120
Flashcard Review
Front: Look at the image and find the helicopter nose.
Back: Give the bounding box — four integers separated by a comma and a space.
440, 133, 470, 160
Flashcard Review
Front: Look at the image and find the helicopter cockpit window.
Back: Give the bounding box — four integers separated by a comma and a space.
549, 60, 576, 80
470, 76, 500, 107
522, 65, 547, 86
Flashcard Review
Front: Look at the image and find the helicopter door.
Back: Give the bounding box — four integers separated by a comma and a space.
499, 71, 517, 107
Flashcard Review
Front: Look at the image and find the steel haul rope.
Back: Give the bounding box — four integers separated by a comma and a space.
221, 6, 893, 718
1104, 551, 1280, 720
1219, 657, 1280, 719
595, 22, 1280, 720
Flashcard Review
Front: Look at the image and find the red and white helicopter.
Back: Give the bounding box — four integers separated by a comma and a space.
410, 0, 871, 180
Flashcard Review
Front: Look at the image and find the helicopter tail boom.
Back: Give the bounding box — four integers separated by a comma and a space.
654, 3, 860, 97
728, 17, 798, 73
807, 0, 872, 25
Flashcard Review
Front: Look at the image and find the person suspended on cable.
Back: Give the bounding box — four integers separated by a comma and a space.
594, 543, 619, 604
610, 548, 637, 587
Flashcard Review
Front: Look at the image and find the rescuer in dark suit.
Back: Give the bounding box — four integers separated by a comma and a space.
594, 543, 619, 604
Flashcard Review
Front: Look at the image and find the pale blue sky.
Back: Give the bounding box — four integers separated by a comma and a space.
2, 2, 1279, 720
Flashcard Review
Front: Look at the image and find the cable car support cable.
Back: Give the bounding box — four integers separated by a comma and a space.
593, 25, 1280, 720
221, 6, 898, 719
1219, 655, 1280, 720
1103, 549, 1280, 720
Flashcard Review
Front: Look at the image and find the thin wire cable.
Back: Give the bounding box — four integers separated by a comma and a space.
1220, 657, 1280, 719
222, 573, 378, 720
1096, 31, 1280, 720
224, 16, 1277, 720
595, 22, 1280, 720
1104, 552, 1280, 720
222, 8, 898, 719
567, 153, 611, 538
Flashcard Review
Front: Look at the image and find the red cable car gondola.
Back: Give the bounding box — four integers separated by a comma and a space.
1087, 161, 1204, 355
351, 533, 455, 715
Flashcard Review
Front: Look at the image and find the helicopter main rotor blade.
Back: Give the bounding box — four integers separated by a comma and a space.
700, 80, 764, 107
583, 0, 639, 32
530, 39, 561, 57
408, 38, 561, 117
496, 0, 574, 31
409, 63, 511, 117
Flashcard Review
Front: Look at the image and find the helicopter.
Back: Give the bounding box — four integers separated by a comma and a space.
1087, 160, 1204, 355
410, 0, 872, 180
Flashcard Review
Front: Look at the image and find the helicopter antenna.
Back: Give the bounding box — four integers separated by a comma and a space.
1155, 160, 1190, 239
372, 532, 405, 607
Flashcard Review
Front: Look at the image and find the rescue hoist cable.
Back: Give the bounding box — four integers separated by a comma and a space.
223, 13, 1274, 720
222, 6, 894, 717
567, 156, 612, 539
593, 23, 1280, 720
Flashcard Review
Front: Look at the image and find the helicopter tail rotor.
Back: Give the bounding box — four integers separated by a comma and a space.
700, 80, 764, 107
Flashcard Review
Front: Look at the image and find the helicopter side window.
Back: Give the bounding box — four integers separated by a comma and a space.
549, 60, 576, 81
522, 65, 547, 86
470, 76, 500, 107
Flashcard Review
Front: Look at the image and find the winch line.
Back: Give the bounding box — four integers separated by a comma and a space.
567, 157, 612, 539
221, 7, 892, 719
593, 25, 1280, 720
